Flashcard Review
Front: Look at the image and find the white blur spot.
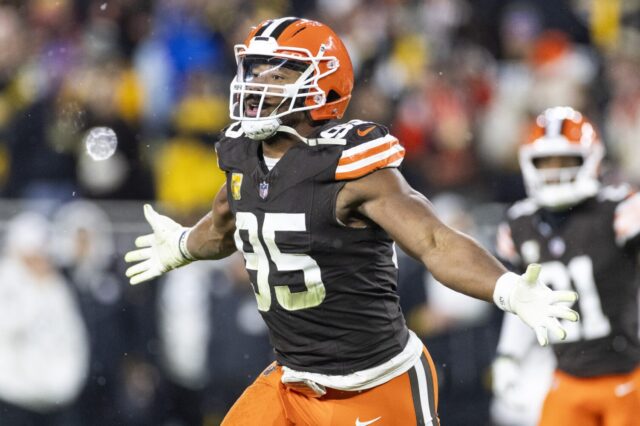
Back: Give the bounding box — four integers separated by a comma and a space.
100, 3, 107, 10
84, 127, 117, 161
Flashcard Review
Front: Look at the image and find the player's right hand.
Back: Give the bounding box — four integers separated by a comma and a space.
493, 264, 579, 346
124, 204, 193, 285
491, 355, 521, 407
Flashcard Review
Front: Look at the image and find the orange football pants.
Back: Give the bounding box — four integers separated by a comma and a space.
221, 349, 440, 426
538, 367, 640, 426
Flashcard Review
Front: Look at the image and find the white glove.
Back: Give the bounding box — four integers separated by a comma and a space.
124, 204, 195, 285
492, 355, 524, 410
493, 264, 579, 346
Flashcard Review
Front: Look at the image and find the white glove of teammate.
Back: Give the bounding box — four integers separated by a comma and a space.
124, 204, 195, 285
493, 264, 579, 346
491, 355, 524, 409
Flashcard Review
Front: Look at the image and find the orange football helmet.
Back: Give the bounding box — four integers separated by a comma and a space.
229, 17, 354, 139
519, 106, 605, 209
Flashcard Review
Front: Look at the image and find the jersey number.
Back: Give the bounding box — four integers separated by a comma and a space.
540, 256, 611, 343
319, 119, 368, 139
234, 212, 326, 312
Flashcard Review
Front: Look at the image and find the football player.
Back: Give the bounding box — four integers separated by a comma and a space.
493, 106, 640, 425
125, 18, 579, 425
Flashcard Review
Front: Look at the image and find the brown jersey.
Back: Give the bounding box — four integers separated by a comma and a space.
216, 120, 409, 375
497, 186, 640, 377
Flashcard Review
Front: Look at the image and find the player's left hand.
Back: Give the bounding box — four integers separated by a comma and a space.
493, 264, 579, 346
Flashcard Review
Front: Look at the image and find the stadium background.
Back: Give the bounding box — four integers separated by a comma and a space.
0, 0, 637, 425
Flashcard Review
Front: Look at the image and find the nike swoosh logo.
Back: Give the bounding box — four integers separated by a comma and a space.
357, 125, 376, 137
356, 416, 382, 426
615, 381, 635, 397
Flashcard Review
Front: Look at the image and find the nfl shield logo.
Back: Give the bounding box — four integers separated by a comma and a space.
259, 181, 269, 199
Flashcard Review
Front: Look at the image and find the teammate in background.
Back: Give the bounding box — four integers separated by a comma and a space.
491, 316, 556, 426
493, 106, 640, 426
124, 18, 578, 425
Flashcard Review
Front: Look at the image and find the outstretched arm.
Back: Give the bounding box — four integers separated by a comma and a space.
338, 168, 579, 345
185, 184, 237, 260
339, 168, 504, 301
125, 183, 236, 285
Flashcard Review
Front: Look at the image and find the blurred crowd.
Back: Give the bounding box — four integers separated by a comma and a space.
0, 199, 273, 426
0, 0, 639, 425
1, 0, 639, 210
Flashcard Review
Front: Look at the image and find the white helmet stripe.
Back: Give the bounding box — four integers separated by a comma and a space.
260, 17, 298, 38
546, 117, 563, 137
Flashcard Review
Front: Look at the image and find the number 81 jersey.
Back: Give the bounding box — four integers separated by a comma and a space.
216, 120, 408, 375
497, 186, 640, 377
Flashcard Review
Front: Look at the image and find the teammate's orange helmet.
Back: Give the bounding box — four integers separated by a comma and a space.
229, 17, 354, 139
519, 106, 605, 209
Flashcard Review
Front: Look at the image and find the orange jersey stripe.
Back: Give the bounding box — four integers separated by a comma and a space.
336, 150, 405, 180
338, 138, 400, 166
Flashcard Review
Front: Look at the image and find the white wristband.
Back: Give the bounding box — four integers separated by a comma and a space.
178, 228, 196, 261
493, 272, 519, 312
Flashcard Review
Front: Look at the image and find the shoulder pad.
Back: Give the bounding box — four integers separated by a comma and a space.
597, 183, 633, 203
318, 120, 388, 143
215, 122, 254, 172
327, 120, 405, 180
222, 121, 244, 139
507, 198, 539, 220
